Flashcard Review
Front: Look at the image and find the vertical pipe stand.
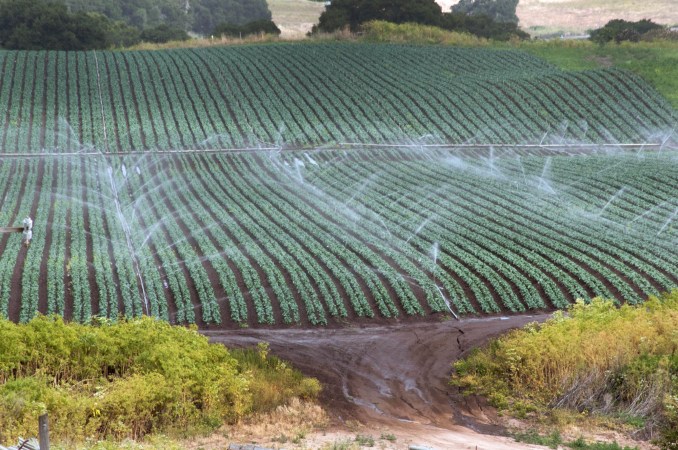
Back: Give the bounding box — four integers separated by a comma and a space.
38, 413, 49, 450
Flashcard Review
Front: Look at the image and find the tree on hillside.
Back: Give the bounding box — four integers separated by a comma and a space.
191, 0, 272, 35
589, 19, 664, 44
0, 0, 114, 49
312, 0, 442, 33
63, 0, 191, 31
213, 20, 280, 38
441, 12, 528, 40
140, 23, 189, 43
61, 0, 272, 35
310, 0, 527, 41
452, 0, 519, 24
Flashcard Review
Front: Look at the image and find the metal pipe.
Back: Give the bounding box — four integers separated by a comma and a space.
0, 141, 670, 158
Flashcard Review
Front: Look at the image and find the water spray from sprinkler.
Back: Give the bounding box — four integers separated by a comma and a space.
430, 242, 459, 320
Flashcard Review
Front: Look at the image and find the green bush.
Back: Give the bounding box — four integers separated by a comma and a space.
312, 0, 442, 34
440, 11, 529, 41
213, 19, 281, 38
230, 342, 321, 413
0, 316, 318, 445
452, 0, 519, 24
451, 290, 678, 448
590, 19, 664, 44
140, 24, 189, 43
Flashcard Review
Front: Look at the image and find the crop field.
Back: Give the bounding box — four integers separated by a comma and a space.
0, 43, 676, 327
0, 147, 675, 326
0, 44, 675, 153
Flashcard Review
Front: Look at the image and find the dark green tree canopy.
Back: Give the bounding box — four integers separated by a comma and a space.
312, 0, 528, 41
589, 19, 664, 44
441, 12, 528, 40
192, 0, 273, 35
140, 23, 189, 43
451, 0, 519, 24
62, 0, 273, 35
0, 0, 122, 49
0, 0, 276, 48
314, 0, 442, 33
213, 19, 280, 38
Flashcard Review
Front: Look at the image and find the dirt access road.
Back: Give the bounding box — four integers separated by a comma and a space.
205, 313, 551, 449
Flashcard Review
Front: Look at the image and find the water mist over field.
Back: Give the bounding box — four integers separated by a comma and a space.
0, 101, 675, 325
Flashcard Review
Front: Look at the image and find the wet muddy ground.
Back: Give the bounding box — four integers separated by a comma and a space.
205, 314, 551, 439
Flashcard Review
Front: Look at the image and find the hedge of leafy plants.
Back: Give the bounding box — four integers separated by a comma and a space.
0, 315, 320, 444
452, 290, 678, 449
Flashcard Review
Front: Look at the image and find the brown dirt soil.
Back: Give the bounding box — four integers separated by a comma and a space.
204, 313, 552, 448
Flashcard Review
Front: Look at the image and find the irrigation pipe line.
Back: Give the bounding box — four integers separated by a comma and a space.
0, 147, 280, 158
336, 142, 665, 149
0, 142, 672, 158
91, 51, 109, 153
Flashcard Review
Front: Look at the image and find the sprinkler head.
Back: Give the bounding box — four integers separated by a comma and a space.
22, 217, 33, 246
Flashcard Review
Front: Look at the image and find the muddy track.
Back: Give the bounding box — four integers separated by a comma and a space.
204, 313, 550, 434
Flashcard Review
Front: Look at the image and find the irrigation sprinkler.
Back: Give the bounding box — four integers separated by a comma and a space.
0, 217, 33, 247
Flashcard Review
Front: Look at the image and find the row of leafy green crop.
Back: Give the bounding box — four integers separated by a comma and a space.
0, 149, 675, 326
0, 44, 674, 153
518, 40, 678, 110
302, 149, 677, 314
355, 21, 678, 110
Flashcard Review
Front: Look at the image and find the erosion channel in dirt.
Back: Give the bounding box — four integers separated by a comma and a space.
205, 313, 551, 445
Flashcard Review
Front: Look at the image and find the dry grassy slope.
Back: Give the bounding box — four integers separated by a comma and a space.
439, 0, 678, 34
269, 0, 678, 37
268, 0, 325, 38
520, 0, 678, 34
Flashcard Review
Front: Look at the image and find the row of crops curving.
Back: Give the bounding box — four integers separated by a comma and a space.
0, 44, 675, 153
0, 148, 675, 326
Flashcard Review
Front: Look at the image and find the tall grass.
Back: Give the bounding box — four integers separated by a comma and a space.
122, 33, 281, 51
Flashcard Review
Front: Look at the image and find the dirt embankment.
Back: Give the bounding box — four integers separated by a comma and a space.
204, 314, 551, 448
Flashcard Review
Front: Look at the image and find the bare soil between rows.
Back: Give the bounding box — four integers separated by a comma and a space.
204, 313, 551, 441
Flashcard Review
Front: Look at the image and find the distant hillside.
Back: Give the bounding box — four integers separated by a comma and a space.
268, 0, 324, 38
